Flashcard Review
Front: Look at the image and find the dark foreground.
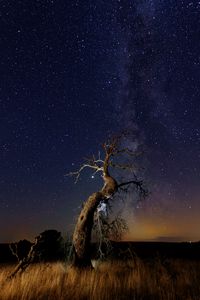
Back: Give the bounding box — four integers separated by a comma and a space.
1, 241, 200, 263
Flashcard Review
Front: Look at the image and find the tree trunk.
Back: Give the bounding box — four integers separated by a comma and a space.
72, 172, 117, 268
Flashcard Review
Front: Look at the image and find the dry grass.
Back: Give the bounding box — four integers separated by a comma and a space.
0, 259, 200, 300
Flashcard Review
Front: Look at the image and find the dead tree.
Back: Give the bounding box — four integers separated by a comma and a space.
8, 230, 64, 280
9, 240, 32, 262
7, 236, 40, 280
68, 135, 147, 268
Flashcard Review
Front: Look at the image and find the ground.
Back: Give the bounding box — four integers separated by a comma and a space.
0, 259, 200, 300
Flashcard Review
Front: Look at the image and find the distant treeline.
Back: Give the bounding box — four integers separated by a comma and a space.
0, 230, 71, 264
0, 230, 200, 264
109, 241, 200, 260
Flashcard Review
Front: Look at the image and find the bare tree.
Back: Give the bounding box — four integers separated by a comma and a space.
68, 134, 147, 268
9, 240, 32, 262
8, 230, 64, 280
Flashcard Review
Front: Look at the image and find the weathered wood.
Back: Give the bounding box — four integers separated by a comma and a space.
70, 135, 146, 268
72, 177, 118, 267
72, 147, 118, 268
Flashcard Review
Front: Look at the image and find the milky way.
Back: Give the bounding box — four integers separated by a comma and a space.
0, 1, 200, 242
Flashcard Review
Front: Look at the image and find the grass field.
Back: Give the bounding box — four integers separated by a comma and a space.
0, 259, 200, 300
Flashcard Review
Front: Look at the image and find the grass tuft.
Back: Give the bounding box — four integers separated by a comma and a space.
0, 259, 200, 299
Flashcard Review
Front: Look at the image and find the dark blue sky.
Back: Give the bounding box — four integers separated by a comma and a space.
0, 1, 200, 242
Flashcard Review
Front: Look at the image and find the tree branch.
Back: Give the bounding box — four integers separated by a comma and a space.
67, 164, 103, 183
117, 180, 147, 197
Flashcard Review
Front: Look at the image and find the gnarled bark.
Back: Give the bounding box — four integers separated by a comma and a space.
70, 136, 146, 268
72, 172, 118, 268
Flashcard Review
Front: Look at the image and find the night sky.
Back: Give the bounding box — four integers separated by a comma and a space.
1, 0, 200, 243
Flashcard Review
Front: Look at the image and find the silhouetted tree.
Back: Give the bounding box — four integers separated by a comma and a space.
8, 230, 65, 279
69, 134, 147, 268
9, 240, 32, 262
33, 230, 65, 262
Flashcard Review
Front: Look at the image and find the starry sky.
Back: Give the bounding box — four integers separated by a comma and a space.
0, 0, 200, 243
